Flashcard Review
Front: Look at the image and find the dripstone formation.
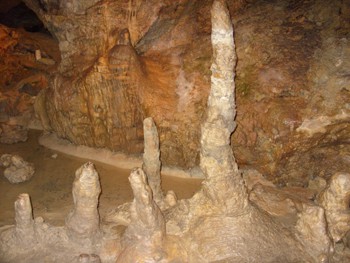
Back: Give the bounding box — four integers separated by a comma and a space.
0, 1, 349, 262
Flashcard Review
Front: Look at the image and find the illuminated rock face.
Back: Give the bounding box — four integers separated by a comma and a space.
0, 2, 347, 259
21, 0, 349, 185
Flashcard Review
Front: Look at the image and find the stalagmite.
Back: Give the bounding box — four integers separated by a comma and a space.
199, 0, 247, 212
142, 117, 163, 204
66, 162, 101, 245
117, 168, 166, 262
170, 1, 332, 262
14, 193, 35, 244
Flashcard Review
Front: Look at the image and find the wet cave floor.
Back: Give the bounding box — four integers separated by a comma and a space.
0, 130, 202, 227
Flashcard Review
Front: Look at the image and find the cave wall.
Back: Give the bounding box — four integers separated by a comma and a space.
22, 0, 350, 184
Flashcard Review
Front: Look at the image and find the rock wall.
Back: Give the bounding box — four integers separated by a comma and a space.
22, 0, 350, 184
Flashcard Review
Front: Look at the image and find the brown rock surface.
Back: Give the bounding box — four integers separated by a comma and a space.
0, 23, 59, 141
19, 0, 349, 186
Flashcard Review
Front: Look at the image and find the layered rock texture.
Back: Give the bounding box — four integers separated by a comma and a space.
14, 0, 347, 185
1, 1, 349, 262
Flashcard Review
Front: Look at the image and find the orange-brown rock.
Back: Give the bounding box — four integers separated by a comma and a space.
0, 23, 59, 142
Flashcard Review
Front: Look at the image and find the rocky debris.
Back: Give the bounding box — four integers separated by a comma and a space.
318, 173, 350, 243
0, 153, 12, 167
66, 162, 101, 245
0, 124, 28, 144
1, 154, 35, 183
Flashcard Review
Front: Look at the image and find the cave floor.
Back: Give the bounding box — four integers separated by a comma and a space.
0, 130, 202, 227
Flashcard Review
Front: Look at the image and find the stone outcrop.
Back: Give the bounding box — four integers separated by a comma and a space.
318, 173, 350, 243
1, 154, 35, 183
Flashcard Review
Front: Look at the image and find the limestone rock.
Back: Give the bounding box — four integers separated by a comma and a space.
3, 154, 35, 183
0, 153, 12, 167
296, 203, 332, 262
242, 168, 275, 191
318, 173, 350, 242
249, 184, 313, 217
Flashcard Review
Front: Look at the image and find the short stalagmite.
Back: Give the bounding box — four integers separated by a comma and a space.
117, 168, 166, 263
14, 193, 35, 245
66, 162, 101, 245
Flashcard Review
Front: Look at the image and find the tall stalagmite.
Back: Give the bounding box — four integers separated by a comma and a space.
142, 117, 163, 205
199, 0, 247, 212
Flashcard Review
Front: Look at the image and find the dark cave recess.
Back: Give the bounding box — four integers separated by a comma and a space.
0, 1, 50, 34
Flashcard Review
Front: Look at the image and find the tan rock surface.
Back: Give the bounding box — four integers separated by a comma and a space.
318, 173, 350, 242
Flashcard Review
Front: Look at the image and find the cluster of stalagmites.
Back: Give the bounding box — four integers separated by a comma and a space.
1, 1, 350, 262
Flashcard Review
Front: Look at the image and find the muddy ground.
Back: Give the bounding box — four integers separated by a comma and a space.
0, 130, 202, 226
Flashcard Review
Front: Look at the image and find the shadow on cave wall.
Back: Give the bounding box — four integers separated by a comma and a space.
0, 1, 50, 34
